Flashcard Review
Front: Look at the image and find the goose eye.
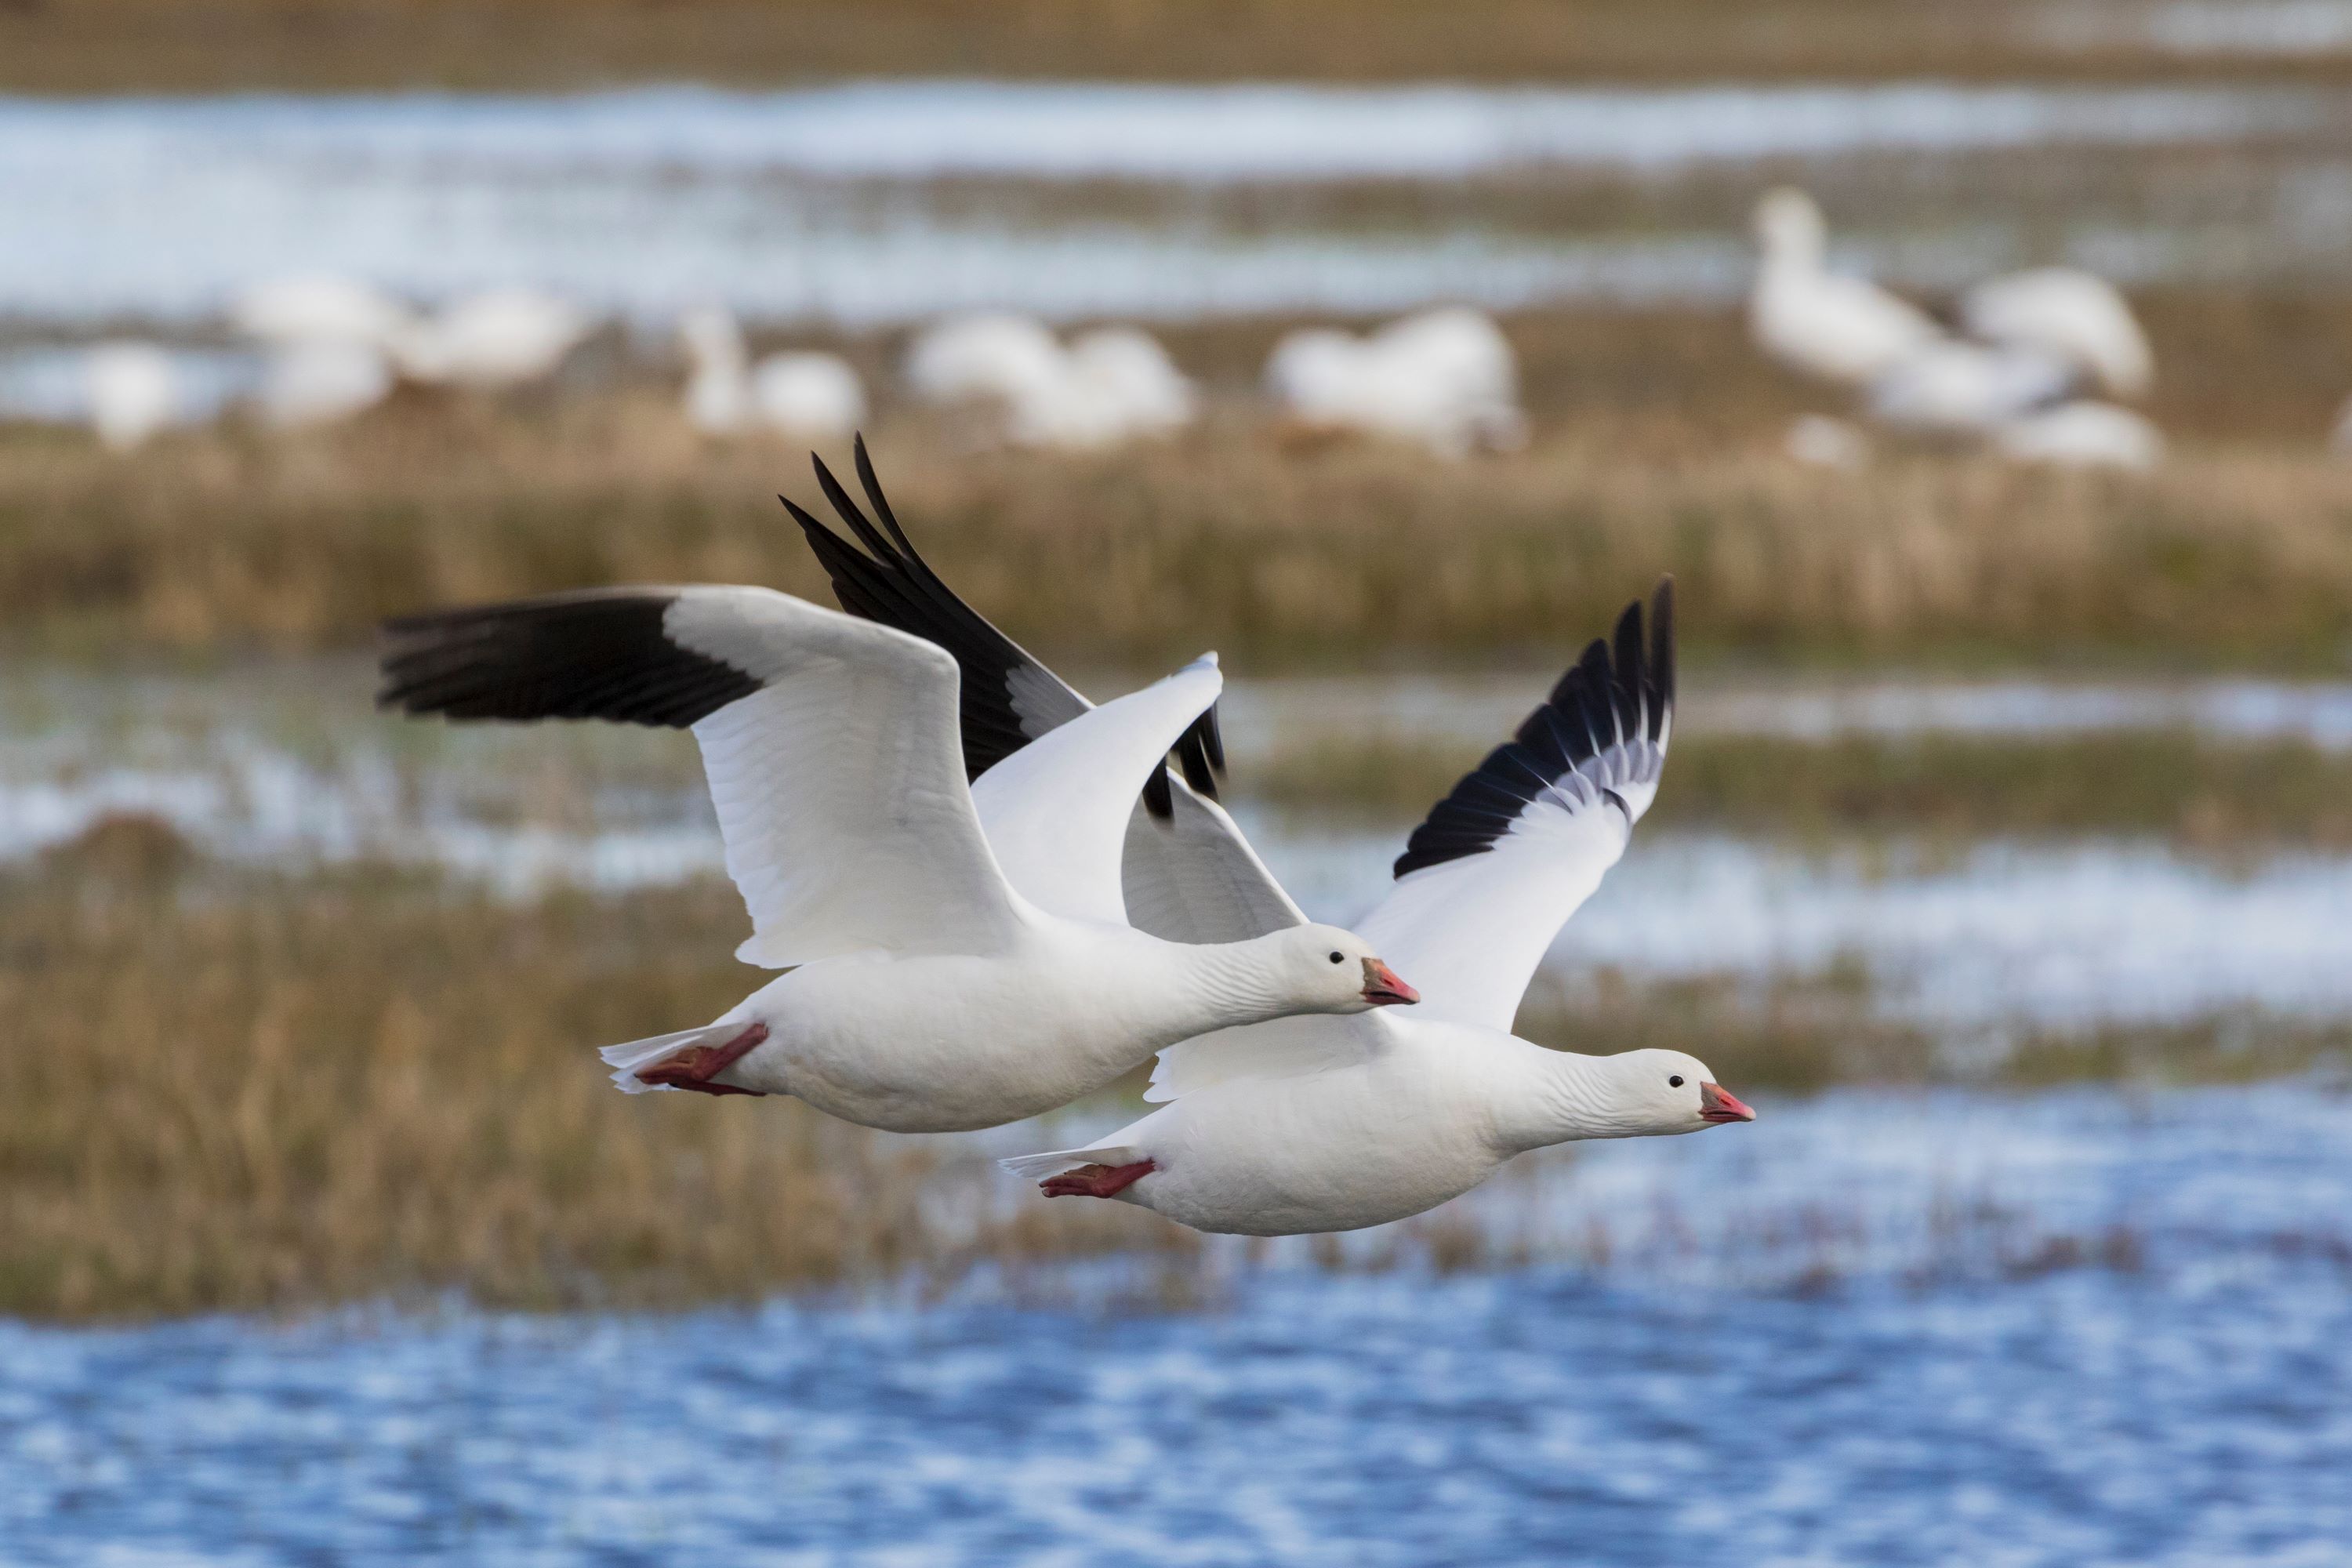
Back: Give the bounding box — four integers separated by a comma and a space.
1329, 951, 1344, 964
1668, 1075, 1685, 1088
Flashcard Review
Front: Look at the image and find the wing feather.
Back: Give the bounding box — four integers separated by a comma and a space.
381, 583, 1025, 964
1362, 580, 1675, 1032
968, 656, 1227, 927
792, 438, 1301, 942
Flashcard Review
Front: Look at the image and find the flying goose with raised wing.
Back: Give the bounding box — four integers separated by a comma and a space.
378, 504, 1416, 1135
792, 470, 1751, 1229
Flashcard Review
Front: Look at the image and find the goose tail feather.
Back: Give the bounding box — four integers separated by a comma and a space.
998, 1144, 1146, 1181
597, 1023, 742, 1094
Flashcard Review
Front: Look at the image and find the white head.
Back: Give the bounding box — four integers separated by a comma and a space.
1264, 924, 1421, 1014
1753, 187, 1826, 269
1584, 1049, 1756, 1137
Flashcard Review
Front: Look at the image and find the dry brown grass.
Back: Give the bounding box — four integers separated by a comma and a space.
0, 826, 1186, 1321
8, 0, 2340, 95
11, 394, 2352, 673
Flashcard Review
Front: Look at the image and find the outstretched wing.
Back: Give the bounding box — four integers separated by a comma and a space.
789, 437, 1305, 942
1120, 784, 1305, 946
788, 439, 1092, 782
1355, 580, 1675, 1033
1145, 582, 1675, 1100
968, 655, 1225, 927
379, 584, 1025, 966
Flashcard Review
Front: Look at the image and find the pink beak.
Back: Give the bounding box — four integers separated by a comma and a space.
1699, 1082, 1757, 1123
1360, 958, 1420, 1007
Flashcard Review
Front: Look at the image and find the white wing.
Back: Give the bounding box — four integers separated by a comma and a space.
1145, 1009, 1397, 1103
790, 439, 1301, 942
1356, 583, 1675, 1033
1146, 583, 1675, 1100
1122, 781, 1308, 944
970, 656, 1225, 927
381, 583, 1025, 965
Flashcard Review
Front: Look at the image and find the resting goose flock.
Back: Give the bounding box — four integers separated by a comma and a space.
378, 455, 1416, 1134
794, 443, 1753, 1233
1751, 187, 2164, 471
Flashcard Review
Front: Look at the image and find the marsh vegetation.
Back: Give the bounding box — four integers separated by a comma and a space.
6, 296, 2352, 670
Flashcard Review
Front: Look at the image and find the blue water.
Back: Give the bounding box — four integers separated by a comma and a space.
3, 1271, 2349, 1566
5, 1087, 2352, 1565
0, 1269, 2343, 1561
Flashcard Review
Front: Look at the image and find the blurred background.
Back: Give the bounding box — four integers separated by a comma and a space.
6, 2, 2352, 1563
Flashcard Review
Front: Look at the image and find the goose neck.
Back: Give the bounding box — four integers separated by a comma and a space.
1116, 935, 1312, 1043
1490, 1046, 1630, 1153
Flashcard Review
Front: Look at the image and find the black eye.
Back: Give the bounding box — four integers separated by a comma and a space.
1668, 1075, 1684, 1088
1329, 951, 1344, 964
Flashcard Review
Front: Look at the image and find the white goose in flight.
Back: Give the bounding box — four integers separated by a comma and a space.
793, 445, 1753, 1233
377, 466, 1416, 1136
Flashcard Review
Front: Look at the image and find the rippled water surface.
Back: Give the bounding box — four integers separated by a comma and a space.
5, 1087, 2350, 1566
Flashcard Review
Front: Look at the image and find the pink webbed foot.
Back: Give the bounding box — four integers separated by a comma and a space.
1040, 1160, 1156, 1200
636, 1022, 771, 1097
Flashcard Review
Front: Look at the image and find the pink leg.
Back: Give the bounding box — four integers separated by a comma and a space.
1040, 1160, 1156, 1200
635, 1022, 770, 1097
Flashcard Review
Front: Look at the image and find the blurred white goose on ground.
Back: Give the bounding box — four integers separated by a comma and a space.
1065, 328, 1196, 435
393, 289, 591, 390
680, 306, 753, 434
1784, 413, 1871, 470
230, 274, 406, 429
257, 342, 394, 430
1748, 187, 1942, 389
680, 306, 867, 440
1959, 267, 2154, 400
906, 314, 1194, 450
82, 343, 180, 452
231, 276, 412, 350
1993, 401, 2165, 470
1864, 338, 2076, 437
1265, 307, 1526, 458
752, 354, 866, 441
905, 314, 1066, 408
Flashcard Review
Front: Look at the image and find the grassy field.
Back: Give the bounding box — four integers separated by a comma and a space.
8, 0, 2348, 95
6, 297, 2352, 672
0, 823, 1210, 1321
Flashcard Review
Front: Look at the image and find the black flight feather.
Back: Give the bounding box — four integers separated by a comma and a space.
1392, 578, 1675, 880
788, 436, 1221, 818
377, 590, 760, 729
